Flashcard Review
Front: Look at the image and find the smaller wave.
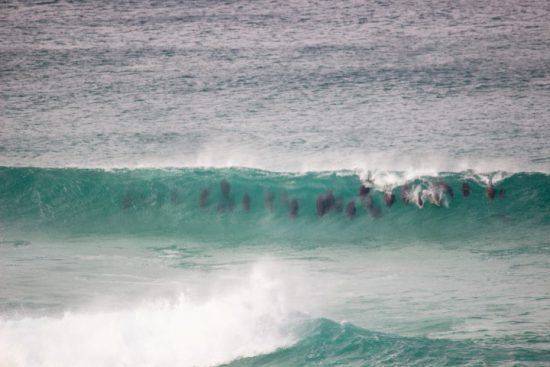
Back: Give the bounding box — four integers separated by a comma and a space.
0, 266, 297, 367
227, 318, 550, 367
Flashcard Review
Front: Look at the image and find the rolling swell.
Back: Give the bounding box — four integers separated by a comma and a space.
0, 166, 548, 243
226, 318, 550, 367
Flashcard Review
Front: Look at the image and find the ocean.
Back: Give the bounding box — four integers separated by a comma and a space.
1, 0, 549, 366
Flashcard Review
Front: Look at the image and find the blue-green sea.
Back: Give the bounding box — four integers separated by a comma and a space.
1, 1, 549, 366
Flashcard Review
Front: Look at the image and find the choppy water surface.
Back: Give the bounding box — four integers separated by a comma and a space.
1, 0, 549, 366
2, 0, 549, 170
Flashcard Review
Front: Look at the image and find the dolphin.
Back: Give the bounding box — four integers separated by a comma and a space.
199, 188, 209, 207
220, 179, 230, 199
401, 184, 411, 204
359, 184, 370, 198
289, 198, 299, 218
486, 184, 496, 200
462, 182, 471, 197
345, 200, 357, 219
384, 191, 395, 207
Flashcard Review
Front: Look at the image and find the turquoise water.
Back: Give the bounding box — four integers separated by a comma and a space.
1, 167, 549, 241
1, 167, 549, 366
1, 0, 550, 366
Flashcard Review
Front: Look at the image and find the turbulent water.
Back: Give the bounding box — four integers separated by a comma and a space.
1, 0, 550, 366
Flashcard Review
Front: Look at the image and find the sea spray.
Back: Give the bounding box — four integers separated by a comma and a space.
0, 264, 299, 367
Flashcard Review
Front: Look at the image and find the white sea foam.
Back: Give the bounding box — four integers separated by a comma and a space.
185, 143, 548, 175
0, 265, 297, 367
4, 144, 546, 178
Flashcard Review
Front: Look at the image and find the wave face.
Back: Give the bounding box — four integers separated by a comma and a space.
1, 166, 548, 242
2, 258, 548, 367
2, 0, 550, 365
1, 168, 549, 367
227, 318, 550, 367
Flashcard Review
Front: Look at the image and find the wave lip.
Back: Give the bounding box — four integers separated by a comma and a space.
1, 147, 548, 175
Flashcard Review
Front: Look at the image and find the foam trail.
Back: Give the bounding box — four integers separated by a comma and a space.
0, 266, 297, 367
